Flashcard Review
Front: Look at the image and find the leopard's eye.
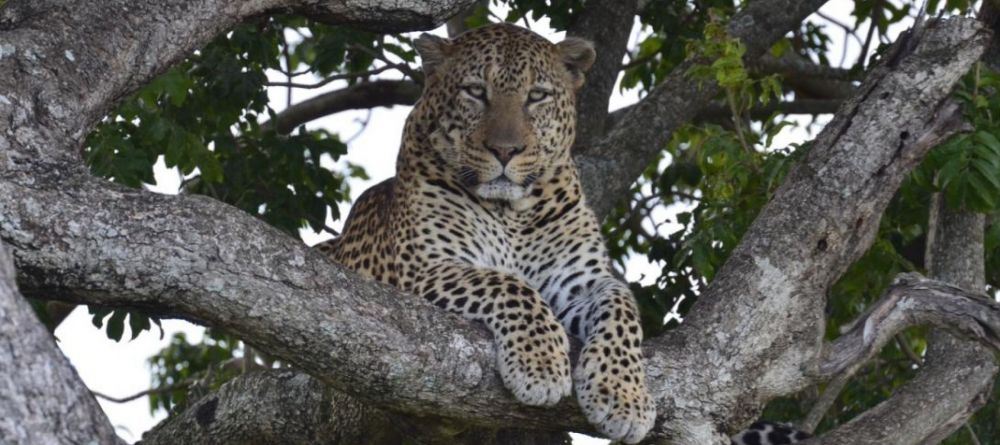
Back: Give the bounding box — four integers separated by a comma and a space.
461, 84, 488, 102
527, 88, 551, 104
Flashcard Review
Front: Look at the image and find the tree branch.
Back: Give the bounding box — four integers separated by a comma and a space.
0, 243, 124, 445
264, 65, 397, 89
697, 98, 844, 123
261, 80, 421, 134
819, 274, 1000, 379
138, 369, 572, 445
566, 0, 638, 147
94, 381, 194, 404
138, 370, 404, 445
754, 52, 858, 100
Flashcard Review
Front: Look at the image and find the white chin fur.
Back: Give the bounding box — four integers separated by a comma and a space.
476, 180, 526, 201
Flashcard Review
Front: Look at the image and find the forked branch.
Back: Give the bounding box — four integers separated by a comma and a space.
821, 273, 1000, 380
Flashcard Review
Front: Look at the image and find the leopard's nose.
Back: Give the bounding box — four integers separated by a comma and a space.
486, 144, 525, 166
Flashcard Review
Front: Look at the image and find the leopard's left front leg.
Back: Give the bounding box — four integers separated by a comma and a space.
550, 274, 656, 444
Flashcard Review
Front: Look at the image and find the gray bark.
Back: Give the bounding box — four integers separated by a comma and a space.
1, 0, 998, 443
139, 369, 570, 445
138, 370, 400, 445
0, 243, 123, 445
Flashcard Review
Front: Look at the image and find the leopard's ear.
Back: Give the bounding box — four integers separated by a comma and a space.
414, 33, 453, 79
557, 37, 596, 89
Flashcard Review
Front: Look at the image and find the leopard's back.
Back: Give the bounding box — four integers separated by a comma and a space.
315, 178, 399, 286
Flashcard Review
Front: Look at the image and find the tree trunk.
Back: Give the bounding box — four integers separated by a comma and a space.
0, 243, 123, 444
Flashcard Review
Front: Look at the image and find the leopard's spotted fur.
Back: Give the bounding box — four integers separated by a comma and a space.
316, 23, 656, 443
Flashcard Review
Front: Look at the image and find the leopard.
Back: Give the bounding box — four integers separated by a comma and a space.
315, 23, 656, 443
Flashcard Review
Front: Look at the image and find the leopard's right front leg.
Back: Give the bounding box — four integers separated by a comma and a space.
415, 262, 572, 406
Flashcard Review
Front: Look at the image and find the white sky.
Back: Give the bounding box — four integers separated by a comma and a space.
51, 1, 923, 442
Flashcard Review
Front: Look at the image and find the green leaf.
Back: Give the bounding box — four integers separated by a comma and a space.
976, 130, 1000, 158
106, 310, 127, 342
128, 311, 152, 341
90, 306, 112, 329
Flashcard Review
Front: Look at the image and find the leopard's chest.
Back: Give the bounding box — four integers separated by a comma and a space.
397, 187, 598, 300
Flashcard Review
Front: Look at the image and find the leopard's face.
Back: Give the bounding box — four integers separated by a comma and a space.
414, 24, 595, 202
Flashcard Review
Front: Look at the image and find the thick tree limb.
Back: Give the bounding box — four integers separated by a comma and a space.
139, 369, 572, 445
138, 370, 402, 445
291, 0, 476, 33
261, 80, 421, 134
0, 243, 123, 445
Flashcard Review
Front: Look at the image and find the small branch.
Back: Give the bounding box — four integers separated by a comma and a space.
446, 0, 485, 37
274, 66, 315, 77
260, 80, 421, 134
754, 52, 856, 81
967, 424, 984, 445
820, 273, 1000, 380
348, 43, 422, 82
799, 373, 849, 433
265, 65, 396, 89
92, 381, 193, 404
894, 333, 922, 367
815, 11, 864, 46
857, 0, 883, 70
342, 109, 373, 145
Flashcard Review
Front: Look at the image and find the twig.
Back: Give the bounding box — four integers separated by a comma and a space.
966, 423, 983, 445
857, 0, 883, 70
266, 65, 396, 89
283, 37, 293, 108
814, 11, 863, 67
800, 372, 850, 433
895, 333, 923, 367
92, 381, 193, 404
274, 66, 314, 77
348, 43, 422, 82
816, 10, 865, 45
342, 109, 373, 145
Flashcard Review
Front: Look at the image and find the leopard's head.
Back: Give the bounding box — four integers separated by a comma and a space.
412, 23, 595, 202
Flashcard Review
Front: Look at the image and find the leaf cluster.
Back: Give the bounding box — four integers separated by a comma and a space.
146, 330, 242, 414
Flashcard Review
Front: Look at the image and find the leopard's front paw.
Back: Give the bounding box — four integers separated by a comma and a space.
574, 343, 656, 444
496, 326, 572, 407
